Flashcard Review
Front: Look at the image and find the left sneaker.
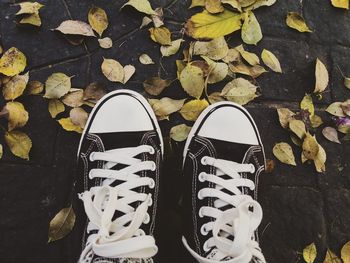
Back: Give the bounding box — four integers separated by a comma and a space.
181, 101, 266, 263
75, 89, 163, 263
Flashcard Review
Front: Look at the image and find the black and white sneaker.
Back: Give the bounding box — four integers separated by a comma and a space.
75, 90, 163, 263
181, 102, 266, 263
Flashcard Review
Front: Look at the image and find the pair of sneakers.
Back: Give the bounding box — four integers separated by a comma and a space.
75, 89, 266, 263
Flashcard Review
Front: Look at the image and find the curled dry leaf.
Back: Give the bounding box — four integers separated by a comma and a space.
44, 73, 72, 99
302, 133, 319, 160
229, 62, 266, 78
62, 89, 84, 107
261, 49, 282, 73
70, 107, 88, 129
222, 48, 240, 63
235, 45, 260, 66
2, 72, 29, 100
84, 82, 106, 102
123, 65, 136, 84
314, 58, 329, 93
341, 99, 350, 116
221, 78, 258, 105
300, 94, 315, 116
25, 80, 43, 95
326, 102, 346, 117
101, 58, 124, 83
143, 77, 172, 96
265, 159, 275, 173
286, 12, 312, 33
0, 47, 27, 77
180, 99, 209, 121
205, 0, 224, 14
185, 10, 242, 39
289, 119, 306, 139
303, 243, 317, 263
273, 142, 296, 166
54, 20, 95, 37
58, 117, 83, 133
151, 7, 164, 28
16, 2, 44, 15
324, 249, 342, 263
48, 205, 76, 242
20, 13, 42, 26
331, 0, 349, 9
180, 63, 205, 99
5, 101, 29, 131
139, 54, 155, 65
170, 124, 192, 142
322, 127, 341, 144
149, 98, 186, 120
193, 37, 229, 60
341, 241, 350, 263
98, 37, 113, 49
160, 39, 183, 57
241, 11, 262, 45
277, 108, 295, 129
140, 16, 153, 28
88, 7, 108, 37
5, 131, 32, 160
149, 27, 172, 45
122, 0, 156, 15
48, 99, 65, 118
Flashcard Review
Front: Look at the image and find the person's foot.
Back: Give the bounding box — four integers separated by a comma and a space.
75, 89, 163, 263
182, 102, 266, 263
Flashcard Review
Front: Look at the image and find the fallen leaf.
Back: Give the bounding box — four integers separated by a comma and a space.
48, 99, 65, 118
300, 94, 315, 116
289, 119, 306, 139
208, 92, 225, 104
149, 27, 172, 45
286, 12, 312, 33
314, 58, 329, 93
185, 10, 242, 39
98, 37, 113, 49
206, 61, 228, 84
2, 72, 29, 100
123, 64, 136, 84
180, 63, 205, 98
44, 73, 72, 99
241, 11, 262, 45
324, 249, 342, 263
341, 99, 350, 116
322, 127, 340, 144
58, 117, 83, 133
101, 58, 124, 83
341, 241, 350, 263
331, 0, 349, 9
314, 143, 326, 172
221, 0, 241, 11
273, 142, 297, 166
70, 107, 88, 129
122, 0, 156, 15
5, 101, 29, 131
151, 7, 164, 28
83, 82, 106, 102
170, 124, 192, 142
310, 115, 323, 128
62, 89, 84, 107
239, 0, 256, 7
180, 99, 209, 121
277, 108, 295, 129
160, 39, 183, 57
221, 77, 258, 105
302, 133, 319, 161
20, 13, 42, 26
229, 62, 266, 78
193, 37, 229, 60
265, 159, 275, 173
303, 243, 317, 263
143, 77, 172, 96
261, 49, 282, 73
54, 20, 95, 36
16, 2, 43, 15
149, 98, 186, 119
5, 131, 32, 160
291, 134, 302, 147
139, 54, 155, 65
326, 102, 346, 117
140, 16, 153, 28
205, 0, 224, 13
246, 0, 276, 10
236, 45, 260, 66
25, 80, 43, 95
0, 144, 2, 160
88, 7, 108, 37
48, 205, 76, 242
0, 47, 27, 77
222, 48, 240, 63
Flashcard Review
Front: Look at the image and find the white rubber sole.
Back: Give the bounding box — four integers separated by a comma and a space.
77, 89, 164, 158
182, 101, 266, 166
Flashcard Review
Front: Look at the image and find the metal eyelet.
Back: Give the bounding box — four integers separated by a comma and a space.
200, 224, 209, 236
201, 157, 208, 165
89, 152, 95, 162
198, 172, 206, 182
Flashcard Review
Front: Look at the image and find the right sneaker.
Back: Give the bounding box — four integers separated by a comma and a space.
181, 102, 266, 263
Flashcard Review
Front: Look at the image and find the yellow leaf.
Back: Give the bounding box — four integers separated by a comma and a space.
229, 62, 266, 78
149, 27, 172, 45
205, 0, 224, 14
185, 10, 242, 39
289, 119, 306, 139
273, 142, 297, 166
139, 53, 155, 65
48, 99, 65, 118
221, 77, 258, 105
235, 45, 260, 66
88, 7, 108, 37
0, 144, 2, 160
6, 101, 29, 131
48, 205, 76, 242
286, 12, 312, 33
208, 92, 225, 104
2, 72, 29, 100
0, 47, 27, 77
314, 58, 329, 93
70, 107, 88, 129
25, 80, 43, 95
180, 99, 209, 121
277, 108, 295, 129
58, 117, 83, 133
122, 0, 156, 15
206, 60, 228, 84
261, 49, 282, 73
241, 11, 262, 45
44, 73, 72, 99
190, 0, 206, 8
5, 131, 32, 160
180, 63, 205, 99
170, 124, 192, 142
160, 39, 184, 57
310, 115, 323, 128
98, 37, 113, 49
221, 0, 241, 11
341, 241, 350, 263
222, 48, 240, 63
54, 20, 95, 36
314, 142, 326, 173
62, 89, 84, 108
324, 249, 342, 263
101, 58, 124, 83
16, 2, 44, 15
149, 98, 186, 119
123, 64, 136, 84
245, 0, 276, 10
193, 37, 229, 60
331, 0, 349, 9
303, 243, 317, 263
326, 102, 346, 117
300, 94, 315, 116
344, 77, 350, 90
20, 13, 42, 26
302, 133, 319, 161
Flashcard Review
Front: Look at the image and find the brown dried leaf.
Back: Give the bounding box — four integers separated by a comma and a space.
322, 127, 341, 144
5, 101, 29, 131
2, 72, 29, 100
25, 80, 43, 95
62, 89, 84, 107
88, 7, 108, 37
48, 205, 76, 242
143, 77, 172, 96
277, 108, 295, 129
70, 107, 88, 129
83, 82, 106, 102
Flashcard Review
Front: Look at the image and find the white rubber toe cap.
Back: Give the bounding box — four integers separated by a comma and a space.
89, 94, 154, 133
197, 105, 259, 145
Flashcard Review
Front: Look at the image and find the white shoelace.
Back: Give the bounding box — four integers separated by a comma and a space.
78, 145, 158, 262
183, 156, 266, 263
